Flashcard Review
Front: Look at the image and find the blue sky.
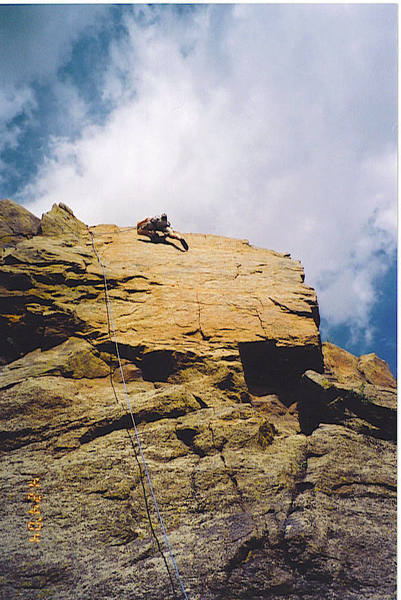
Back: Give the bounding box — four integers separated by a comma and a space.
0, 4, 397, 376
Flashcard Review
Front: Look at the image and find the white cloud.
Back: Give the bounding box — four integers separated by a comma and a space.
13, 4, 396, 344
0, 4, 110, 157
0, 5, 108, 87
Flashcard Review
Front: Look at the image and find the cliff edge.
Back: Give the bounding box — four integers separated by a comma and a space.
0, 200, 396, 600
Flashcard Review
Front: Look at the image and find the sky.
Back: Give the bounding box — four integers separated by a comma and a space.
0, 3, 397, 376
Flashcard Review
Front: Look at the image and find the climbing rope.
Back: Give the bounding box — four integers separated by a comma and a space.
100, 285, 179, 599
90, 229, 190, 600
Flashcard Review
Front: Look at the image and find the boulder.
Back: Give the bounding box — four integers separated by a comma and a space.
323, 341, 396, 388
357, 352, 396, 388
300, 369, 396, 440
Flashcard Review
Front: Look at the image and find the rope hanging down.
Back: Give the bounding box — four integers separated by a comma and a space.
94, 247, 179, 598
90, 231, 190, 600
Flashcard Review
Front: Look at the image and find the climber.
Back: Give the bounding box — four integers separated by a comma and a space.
137, 213, 189, 251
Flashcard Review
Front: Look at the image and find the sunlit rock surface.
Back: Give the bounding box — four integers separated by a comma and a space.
0, 201, 396, 600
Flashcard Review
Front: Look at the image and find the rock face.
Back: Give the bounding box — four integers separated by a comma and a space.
0, 200, 396, 600
322, 342, 396, 388
0, 199, 40, 249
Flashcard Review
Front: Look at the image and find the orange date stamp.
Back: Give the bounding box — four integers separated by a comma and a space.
27, 477, 42, 543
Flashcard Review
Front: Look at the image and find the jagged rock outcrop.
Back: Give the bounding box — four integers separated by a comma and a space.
322, 341, 396, 388
0, 200, 396, 600
38, 202, 87, 237
0, 199, 40, 249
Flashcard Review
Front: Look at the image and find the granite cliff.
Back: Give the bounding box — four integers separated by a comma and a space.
0, 200, 396, 600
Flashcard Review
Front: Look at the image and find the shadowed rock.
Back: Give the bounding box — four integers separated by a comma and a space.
300, 368, 396, 440
0, 198, 40, 249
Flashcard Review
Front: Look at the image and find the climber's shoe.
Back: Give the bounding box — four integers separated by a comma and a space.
180, 238, 189, 251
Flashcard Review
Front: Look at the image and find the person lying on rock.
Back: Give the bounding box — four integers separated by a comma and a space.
137, 213, 189, 251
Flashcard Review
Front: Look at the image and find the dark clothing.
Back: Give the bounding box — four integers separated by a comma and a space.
136, 215, 188, 251
146, 216, 171, 232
